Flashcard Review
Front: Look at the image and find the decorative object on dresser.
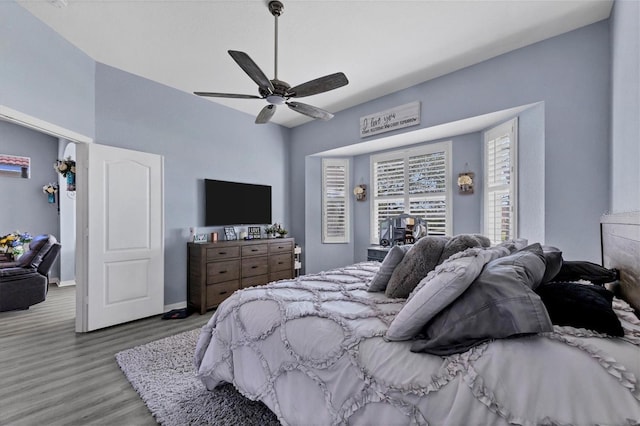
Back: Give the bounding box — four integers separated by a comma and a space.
248, 226, 261, 239
193, 233, 208, 243
187, 237, 295, 314
223, 227, 236, 241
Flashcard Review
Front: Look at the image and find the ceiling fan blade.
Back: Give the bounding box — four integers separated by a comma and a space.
255, 104, 276, 124
194, 92, 262, 99
286, 101, 334, 121
228, 50, 274, 94
287, 72, 349, 98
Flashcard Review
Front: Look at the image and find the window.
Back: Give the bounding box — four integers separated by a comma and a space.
370, 142, 452, 243
322, 158, 349, 243
483, 118, 518, 245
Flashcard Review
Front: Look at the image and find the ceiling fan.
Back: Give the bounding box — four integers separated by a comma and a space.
194, 0, 349, 124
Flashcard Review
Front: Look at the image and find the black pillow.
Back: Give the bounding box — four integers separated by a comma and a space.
535, 282, 624, 336
551, 261, 619, 285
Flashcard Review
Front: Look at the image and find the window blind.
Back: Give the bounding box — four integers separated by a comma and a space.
484, 118, 518, 244
322, 158, 349, 243
371, 142, 451, 243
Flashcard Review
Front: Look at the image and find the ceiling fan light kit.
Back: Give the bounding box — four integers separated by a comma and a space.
194, 0, 348, 124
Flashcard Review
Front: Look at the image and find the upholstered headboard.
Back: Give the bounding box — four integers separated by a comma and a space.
601, 211, 640, 314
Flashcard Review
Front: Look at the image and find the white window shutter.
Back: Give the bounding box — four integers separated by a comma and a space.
484, 118, 518, 244
371, 142, 452, 243
322, 158, 350, 243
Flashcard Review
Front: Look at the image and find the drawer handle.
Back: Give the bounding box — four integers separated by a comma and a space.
219, 270, 227, 274
251, 248, 259, 252
219, 251, 227, 255
278, 261, 283, 265
218, 291, 228, 296
251, 265, 258, 269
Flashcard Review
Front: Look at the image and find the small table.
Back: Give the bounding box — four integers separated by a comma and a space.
367, 246, 391, 262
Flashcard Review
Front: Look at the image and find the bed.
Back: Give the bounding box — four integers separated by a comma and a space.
195, 213, 640, 425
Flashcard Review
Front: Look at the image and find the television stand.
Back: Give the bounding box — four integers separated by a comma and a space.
187, 237, 295, 314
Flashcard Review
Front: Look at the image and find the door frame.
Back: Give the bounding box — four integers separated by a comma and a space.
0, 106, 92, 331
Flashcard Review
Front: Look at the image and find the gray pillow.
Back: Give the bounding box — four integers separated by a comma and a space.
384, 236, 449, 299
494, 238, 529, 253
411, 243, 552, 356
436, 234, 491, 265
541, 245, 563, 284
367, 245, 412, 292
385, 246, 510, 341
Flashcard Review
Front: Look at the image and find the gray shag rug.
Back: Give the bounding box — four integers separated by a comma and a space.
115, 328, 280, 425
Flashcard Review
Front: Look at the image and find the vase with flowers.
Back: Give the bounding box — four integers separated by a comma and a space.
0, 231, 33, 260
43, 183, 58, 203
264, 223, 288, 238
55, 157, 76, 191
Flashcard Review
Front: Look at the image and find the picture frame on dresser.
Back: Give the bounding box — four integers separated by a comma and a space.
224, 226, 237, 241
248, 226, 261, 239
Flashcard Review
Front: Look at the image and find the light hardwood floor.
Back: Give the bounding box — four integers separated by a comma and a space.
0, 285, 214, 426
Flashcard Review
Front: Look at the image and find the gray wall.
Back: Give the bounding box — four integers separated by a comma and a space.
2, 2, 291, 306
610, 0, 640, 212
4, 0, 634, 302
0, 120, 61, 277
350, 132, 484, 270
94, 63, 291, 304
290, 21, 611, 266
0, 1, 95, 139
306, 112, 544, 275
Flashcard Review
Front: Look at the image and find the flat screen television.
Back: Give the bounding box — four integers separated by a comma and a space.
205, 179, 272, 226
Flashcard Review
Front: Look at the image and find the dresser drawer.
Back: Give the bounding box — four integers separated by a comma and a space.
242, 274, 269, 288
242, 256, 269, 278
270, 270, 293, 282
242, 244, 268, 257
207, 246, 240, 260
207, 260, 240, 284
270, 253, 292, 272
270, 240, 293, 254
206, 280, 240, 307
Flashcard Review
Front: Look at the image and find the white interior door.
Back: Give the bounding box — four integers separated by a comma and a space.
76, 143, 164, 332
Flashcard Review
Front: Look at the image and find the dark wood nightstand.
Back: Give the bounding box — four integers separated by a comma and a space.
367, 246, 391, 262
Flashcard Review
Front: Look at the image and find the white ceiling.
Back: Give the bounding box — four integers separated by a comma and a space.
19, 0, 613, 128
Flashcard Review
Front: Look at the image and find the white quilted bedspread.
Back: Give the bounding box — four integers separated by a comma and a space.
194, 262, 640, 426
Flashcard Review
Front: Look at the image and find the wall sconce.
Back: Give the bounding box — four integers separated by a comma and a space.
353, 184, 366, 201
457, 172, 474, 194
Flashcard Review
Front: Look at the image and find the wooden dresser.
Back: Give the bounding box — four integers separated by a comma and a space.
187, 238, 295, 314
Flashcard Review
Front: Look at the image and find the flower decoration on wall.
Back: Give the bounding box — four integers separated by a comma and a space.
55, 156, 76, 191
457, 172, 474, 194
43, 183, 59, 204
353, 184, 366, 201
0, 230, 33, 260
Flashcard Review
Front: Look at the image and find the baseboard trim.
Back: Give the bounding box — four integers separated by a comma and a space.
163, 301, 186, 312
57, 279, 76, 287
